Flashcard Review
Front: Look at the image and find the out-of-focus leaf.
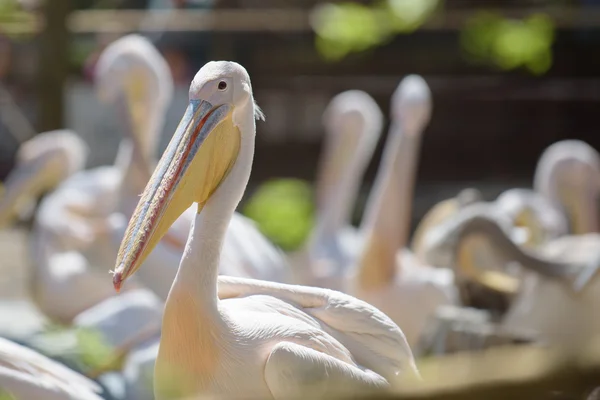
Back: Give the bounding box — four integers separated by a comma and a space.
243, 179, 315, 251
311, 1, 555, 76
32, 323, 123, 375
0, 390, 15, 400
0, 0, 36, 39
311, 2, 392, 60
0, 0, 19, 16
460, 11, 555, 75
460, 12, 503, 62
75, 327, 119, 373
388, 0, 440, 32
312, 0, 440, 60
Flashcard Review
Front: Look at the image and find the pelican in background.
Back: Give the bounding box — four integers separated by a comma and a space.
494, 188, 568, 248
534, 139, 600, 235
346, 75, 458, 347
0, 130, 87, 229
0, 336, 103, 400
112, 61, 418, 400
29, 33, 171, 322
293, 90, 383, 289
411, 187, 483, 261
416, 198, 598, 328
500, 231, 600, 347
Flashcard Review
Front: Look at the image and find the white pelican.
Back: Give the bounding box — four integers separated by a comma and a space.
293, 90, 383, 289
494, 188, 569, 248
500, 232, 600, 347
534, 139, 600, 235
411, 187, 484, 261
0, 336, 103, 400
29, 34, 171, 322
112, 61, 418, 400
0, 130, 87, 229
346, 75, 459, 347
95, 34, 289, 299
417, 201, 596, 307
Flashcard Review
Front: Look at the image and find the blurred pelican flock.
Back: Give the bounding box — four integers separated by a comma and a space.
1, 1, 600, 400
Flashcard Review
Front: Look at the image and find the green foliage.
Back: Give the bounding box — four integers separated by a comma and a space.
0, 389, 15, 400
242, 179, 315, 252
35, 322, 122, 374
0, 0, 36, 39
312, 0, 556, 75
312, 0, 441, 61
0, 0, 19, 16
75, 327, 120, 372
461, 12, 554, 75
70, 39, 95, 71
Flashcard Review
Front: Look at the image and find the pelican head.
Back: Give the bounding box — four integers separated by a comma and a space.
534, 140, 600, 234
391, 74, 432, 136
495, 188, 569, 247
0, 130, 88, 228
112, 61, 262, 290
317, 90, 383, 210
95, 34, 174, 155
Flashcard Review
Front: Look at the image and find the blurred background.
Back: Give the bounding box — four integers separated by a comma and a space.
1, 0, 600, 398
2, 0, 599, 250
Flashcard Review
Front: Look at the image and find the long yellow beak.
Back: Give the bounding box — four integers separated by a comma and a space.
112, 100, 241, 291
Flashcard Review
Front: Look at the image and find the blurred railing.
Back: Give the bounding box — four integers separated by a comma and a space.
6, 6, 600, 35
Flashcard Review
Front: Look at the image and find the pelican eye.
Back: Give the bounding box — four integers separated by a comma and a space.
218, 81, 227, 91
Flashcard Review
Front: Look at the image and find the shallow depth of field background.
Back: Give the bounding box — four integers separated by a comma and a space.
1, 0, 600, 398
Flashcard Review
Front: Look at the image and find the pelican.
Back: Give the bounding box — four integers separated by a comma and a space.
534, 139, 600, 235
494, 188, 569, 248
346, 75, 459, 347
30, 35, 286, 321
29, 34, 171, 322
500, 232, 600, 347
411, 187, 484, 261
95, 34, 289, 299
293, 90, 383, 289
0, 336, 103, 400
0, 130, 87, 229
416, 200, 598, 326
112, 61, 418, 399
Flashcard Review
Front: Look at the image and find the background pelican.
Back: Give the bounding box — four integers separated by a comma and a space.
494, 188, 569, 248
534, 139, 600, 235
0, 336, 103, 400
0, 130, 87, 229
29, 33, 170, 322
292, 90, 383, 289
112, 61, 418, 400
347, 75, 458, 347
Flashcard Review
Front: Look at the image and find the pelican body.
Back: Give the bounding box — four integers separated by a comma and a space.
345, 75, 458, 347
294, 90, 383, 289
29, 34, 173, 321
113, 61, 418, 400
0, 336, 103, 400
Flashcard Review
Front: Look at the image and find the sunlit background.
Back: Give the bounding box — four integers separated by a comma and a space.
1, 0, 600, 399
3, 0, 599, 251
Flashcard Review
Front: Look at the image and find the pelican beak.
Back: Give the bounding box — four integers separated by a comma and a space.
112, 100, 240, 291
118, 75, 155, 181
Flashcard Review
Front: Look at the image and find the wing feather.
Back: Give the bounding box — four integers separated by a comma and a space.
217, 276, 418, 385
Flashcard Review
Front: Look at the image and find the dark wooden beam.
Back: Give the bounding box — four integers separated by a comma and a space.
37, 0, 70, 132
